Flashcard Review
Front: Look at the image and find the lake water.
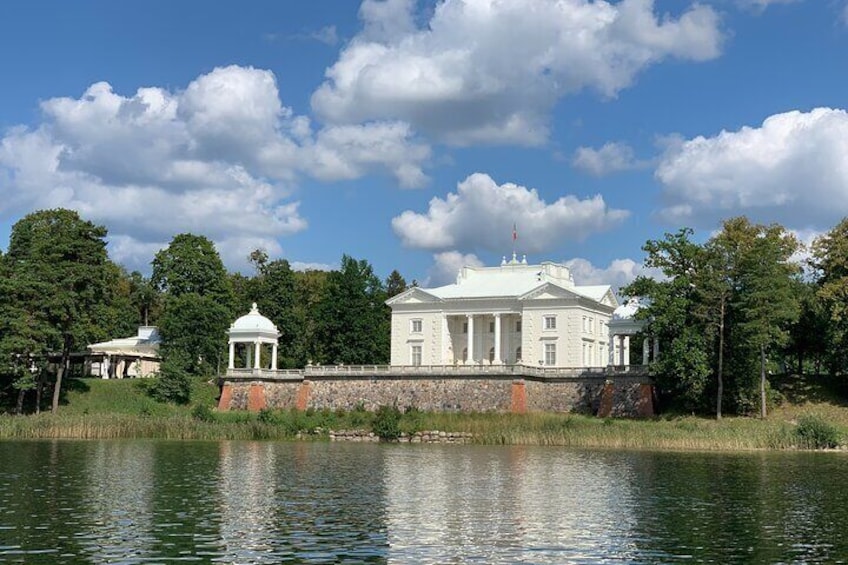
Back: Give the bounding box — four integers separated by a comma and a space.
0, 440, 846, 564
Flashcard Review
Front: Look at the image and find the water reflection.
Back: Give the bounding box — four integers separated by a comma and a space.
216, 441, 280, 562
0, 441, 847, 564
77, 442, 155, 562
384, 446, 640, 563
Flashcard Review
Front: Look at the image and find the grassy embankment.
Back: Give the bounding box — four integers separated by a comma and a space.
0, 375, 846, 450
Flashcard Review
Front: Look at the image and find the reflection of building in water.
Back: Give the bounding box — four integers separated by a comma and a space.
384, 447, 639, 563
216, 441, 279, 564
80, 442, 155, 562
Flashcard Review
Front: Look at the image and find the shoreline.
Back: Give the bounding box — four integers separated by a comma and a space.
1, 410, 844, 452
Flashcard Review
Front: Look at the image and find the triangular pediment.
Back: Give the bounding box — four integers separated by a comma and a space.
385, 287, 442, 306
599, 288, 618, 308
519, 282, 581, 301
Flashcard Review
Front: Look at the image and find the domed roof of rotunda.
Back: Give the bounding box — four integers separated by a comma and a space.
612, 298, 642, 321
229, 303, 279, 335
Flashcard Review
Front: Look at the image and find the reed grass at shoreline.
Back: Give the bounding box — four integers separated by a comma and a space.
0, 410, 844, 452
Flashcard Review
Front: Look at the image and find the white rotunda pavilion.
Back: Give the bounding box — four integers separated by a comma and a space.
227, 303, 280, 371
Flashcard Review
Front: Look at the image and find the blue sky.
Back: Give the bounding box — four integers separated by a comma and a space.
1, 0, 847, 289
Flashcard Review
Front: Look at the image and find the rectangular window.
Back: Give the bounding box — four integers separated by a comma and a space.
589, 317, 594, 334
516, 320, 522, 332
411, 345, 422, 366
544, 315, 556, 330
544, 343, 556, 366
411, 319, 422, 333
489, 321, 495, 333
462, 322, 468, 334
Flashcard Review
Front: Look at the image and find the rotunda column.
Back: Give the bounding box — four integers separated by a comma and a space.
228, 341, 235, 370
466, 314, 475, 364
271, 343, 278, 370
493, 313, 502, 364
254, 341, 261, 369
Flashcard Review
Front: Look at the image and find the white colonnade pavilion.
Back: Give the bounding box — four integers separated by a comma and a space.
227, 303, 280, 371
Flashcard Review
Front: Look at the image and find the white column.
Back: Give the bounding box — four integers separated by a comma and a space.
466, 314, 475, 364
642, 338, 650, 365
493, 314, 502, 364
619, 336, 626, 366
608, 334, 615, 366
228, 341, 235, 369
253, 341, 261, 369
271, 343, 278, 370
246, 345, 252, 369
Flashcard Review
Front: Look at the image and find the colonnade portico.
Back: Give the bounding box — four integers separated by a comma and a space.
453, 312, 517, 365
607, 298, 656, 367
227, 303, 281, 372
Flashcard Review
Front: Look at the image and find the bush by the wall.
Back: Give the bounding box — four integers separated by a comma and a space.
372, 405, 402, 440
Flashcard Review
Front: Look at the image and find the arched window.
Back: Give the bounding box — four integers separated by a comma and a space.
515, 346, 522, 362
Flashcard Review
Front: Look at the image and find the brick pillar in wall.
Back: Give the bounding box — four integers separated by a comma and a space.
637, 383, 655, 417
247, 383, 267, 412
296, 380, 311, 411
598, 381, 614, 417
217, 384, 233, 411
511, 380, 527, 413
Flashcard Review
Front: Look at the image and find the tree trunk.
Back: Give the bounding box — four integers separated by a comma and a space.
35, 375, 43, 415
760, 343, 767, 419
716, 297, 725, 420
15, 389, 25, 415
52, 339, 71, 413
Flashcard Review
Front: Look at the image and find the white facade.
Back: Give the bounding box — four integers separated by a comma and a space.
88, 326, 161, 378
386, 259, 619, 368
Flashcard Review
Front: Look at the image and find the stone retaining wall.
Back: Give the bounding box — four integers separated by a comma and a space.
219, 375, 654, 417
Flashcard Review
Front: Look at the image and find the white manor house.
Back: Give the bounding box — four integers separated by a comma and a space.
386, 256, 641, 369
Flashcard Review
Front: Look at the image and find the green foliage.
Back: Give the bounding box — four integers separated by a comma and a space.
148, 355, 192, 405
314, 255, 390, 365
151, 233, 232, 303
158, 293, 230, 376
372, 405, 402, 440
795, 415, 841, 449
191, 403, 215, 422
0, 209, 114, 412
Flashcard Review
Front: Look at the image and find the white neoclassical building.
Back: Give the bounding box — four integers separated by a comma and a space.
386, 257, 629, 368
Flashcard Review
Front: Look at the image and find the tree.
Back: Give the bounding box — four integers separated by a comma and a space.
153, 234, 233, 380
385, 270, 408, 298
314, 255, 390, 365
729, 220, 800, 417
623, 228, 711, 412
249, 257, 300, 368
128, 271, 160, 327
811, 218, 848, 375
692, 238, 734, 419
1, 209, 111, 413
158, 293, 230, 377
151, 233, 232, 304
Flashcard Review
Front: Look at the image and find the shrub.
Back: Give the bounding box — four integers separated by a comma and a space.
148, 354, 192, 405
191, 403, 215, 422
795, 415, 841, 449
372, 405, 402, 440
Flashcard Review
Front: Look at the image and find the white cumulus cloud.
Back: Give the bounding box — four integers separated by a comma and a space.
572, 142, 649, 176
0, 65, 430, 269
655, 107, 848, 229
425, 251, 485, 287
312, 0, 724, 146
392, 173, 629, 254
564, 257, 663, 295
